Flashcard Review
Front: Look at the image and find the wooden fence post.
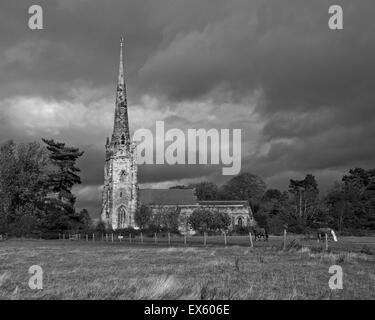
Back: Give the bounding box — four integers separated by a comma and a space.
101, 233, 103, 241
93, 233, 95, 241
141, 232, 143, 244
111, 233, 114, 242
168, 232, 171, 246
154, 233, 157, 244
224, 233, 227, 247
86, 234, 88, 241
283, 229, 287, 251
204, 232, 207, 246
249, 232, 253, 248
184, 233, 187, 246
130, 233, 132, 243
325, 233, 328, 251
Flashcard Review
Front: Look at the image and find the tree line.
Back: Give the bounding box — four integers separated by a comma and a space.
1, 140, 374, 237
0, 139, 90, 237
171, 171, 375, 235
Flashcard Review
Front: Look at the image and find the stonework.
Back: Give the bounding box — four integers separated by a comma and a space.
145, 202, 256, 235
101, 38, 138, 230
101, 39, 255, 232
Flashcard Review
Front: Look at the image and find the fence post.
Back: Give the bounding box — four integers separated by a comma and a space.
224, 232, 227, 247
111, 233, 114, 242
93, 233, 95, 241
154, 233, 157, 244
129, 233, 132, 244
249, 232, 253, 248
283, 229, 287, 251
204, 232, 207, 246
168, 232, 171, 246
86, 234, 88, 241
325, 233, 328, 251
184, 233, 187, 246
63, 233, 65, 240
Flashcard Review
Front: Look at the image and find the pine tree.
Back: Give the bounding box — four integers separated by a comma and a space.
41, 139, 84, 234
42, 138, 84, 204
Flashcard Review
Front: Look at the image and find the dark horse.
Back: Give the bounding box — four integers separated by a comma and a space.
317, 228, 338, 242
250, 226, 268, 241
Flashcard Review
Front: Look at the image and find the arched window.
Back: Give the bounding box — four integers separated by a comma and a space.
118, 206, 127, 229
237, 216, 243, 227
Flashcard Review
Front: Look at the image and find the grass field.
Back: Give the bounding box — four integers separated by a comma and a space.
0, 236, 374, 300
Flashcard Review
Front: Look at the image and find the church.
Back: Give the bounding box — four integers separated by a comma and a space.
101, 38, 255, 233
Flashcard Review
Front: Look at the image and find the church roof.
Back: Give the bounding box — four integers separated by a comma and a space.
139, 189, 197, 205
198, 200, 250, 206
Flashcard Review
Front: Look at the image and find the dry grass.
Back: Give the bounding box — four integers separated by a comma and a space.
0, 239, 374, 300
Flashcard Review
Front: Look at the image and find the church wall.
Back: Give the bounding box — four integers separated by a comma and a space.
146, 204, 256, 235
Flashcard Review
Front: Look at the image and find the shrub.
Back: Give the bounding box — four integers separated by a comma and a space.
187, 208, 230, 234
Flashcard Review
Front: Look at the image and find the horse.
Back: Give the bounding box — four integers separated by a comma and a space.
250, 226, 268, 241
317, 227, 338, 242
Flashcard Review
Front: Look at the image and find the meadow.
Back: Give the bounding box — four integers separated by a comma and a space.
0, 236, 374, 300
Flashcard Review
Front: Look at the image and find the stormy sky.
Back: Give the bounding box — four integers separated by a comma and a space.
1, 0, 374, 217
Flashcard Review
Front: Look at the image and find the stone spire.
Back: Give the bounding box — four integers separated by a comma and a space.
111, 36, 130, 150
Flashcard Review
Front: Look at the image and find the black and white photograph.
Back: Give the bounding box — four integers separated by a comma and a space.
0, 0, 374, 304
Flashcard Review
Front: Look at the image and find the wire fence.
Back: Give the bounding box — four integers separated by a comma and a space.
54, 230, 339, 251
1, 231, 373, 253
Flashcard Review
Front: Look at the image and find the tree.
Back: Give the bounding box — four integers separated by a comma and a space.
188, 208, 213, 234
42, 138, 84, 205
169, 185, 190, 189
340, 168, 375, 230
0, 140, 49, 235
219, 173, 267, 205
326, 181, 346, 231
135, 205, 152, 229
187, 208, 230, 233
211, 210, 231, 231
193, 182, 219, 200
40, 139, 84, 234
96, 221, 107, 233
74, 208, 92, 231
257, 189, 291, 233
288, 174, 321, 230
163, 207, 181, 232
149, 206, 181, 232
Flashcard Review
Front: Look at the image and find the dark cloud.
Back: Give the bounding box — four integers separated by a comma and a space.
1, 0, 375, 209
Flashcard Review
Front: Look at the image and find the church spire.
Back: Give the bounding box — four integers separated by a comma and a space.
112, 36, 130, 150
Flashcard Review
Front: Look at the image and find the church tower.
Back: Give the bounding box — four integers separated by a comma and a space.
101, 37, 138, 230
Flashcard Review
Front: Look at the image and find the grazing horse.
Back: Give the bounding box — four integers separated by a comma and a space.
251, 227, 268, 241
317, 228, 338, 242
